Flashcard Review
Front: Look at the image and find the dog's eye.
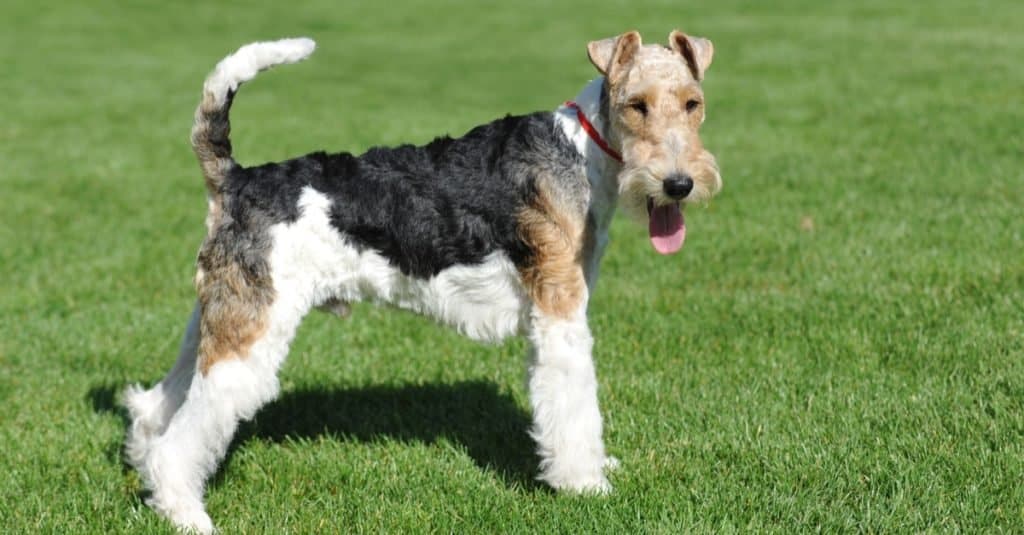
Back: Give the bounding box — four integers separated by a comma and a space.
628, 100, 648, 116
685, 99, 701, 113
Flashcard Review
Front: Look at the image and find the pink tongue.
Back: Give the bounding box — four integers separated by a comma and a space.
648, 203, 686, 254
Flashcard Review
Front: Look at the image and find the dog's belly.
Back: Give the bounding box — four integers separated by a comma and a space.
347, 250, 529, 342
267, 187, 528, 342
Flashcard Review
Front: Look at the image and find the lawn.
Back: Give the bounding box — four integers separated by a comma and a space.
1, 0, 1023, 532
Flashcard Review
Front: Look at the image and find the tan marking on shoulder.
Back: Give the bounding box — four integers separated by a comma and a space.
517, 183, 587, 319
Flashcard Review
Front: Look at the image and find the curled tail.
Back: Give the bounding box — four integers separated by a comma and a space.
191, 37, 316, 195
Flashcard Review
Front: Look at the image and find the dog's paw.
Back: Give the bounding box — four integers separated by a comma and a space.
539, 462, 613, 495
554, 474, 613, 495
172, 509, 214, 535
603, 456, 621, 471
147, 497, 215, 535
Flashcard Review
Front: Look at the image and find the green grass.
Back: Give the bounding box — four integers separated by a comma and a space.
2, 0, 1023, 532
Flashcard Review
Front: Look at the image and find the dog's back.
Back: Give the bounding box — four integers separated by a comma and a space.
220, 112, 585, 280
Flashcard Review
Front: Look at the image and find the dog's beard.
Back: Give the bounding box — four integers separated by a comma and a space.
617, 167, 663, 223
690, 150, 723, 203
617, 167, 685, 254
616, 153, 721, 255
617, 151, 722, 220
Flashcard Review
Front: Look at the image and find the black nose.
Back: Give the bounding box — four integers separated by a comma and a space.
662, 175, 694, 200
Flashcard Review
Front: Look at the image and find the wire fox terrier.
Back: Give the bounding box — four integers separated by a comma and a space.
124, 30, 720, 533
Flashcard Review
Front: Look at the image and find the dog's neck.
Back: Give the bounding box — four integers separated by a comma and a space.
555, 77, 621, 290
558, 78, 613, 155
556, 77, 620, 221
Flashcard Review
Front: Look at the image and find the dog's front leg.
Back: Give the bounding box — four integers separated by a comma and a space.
527, 305, 611, 493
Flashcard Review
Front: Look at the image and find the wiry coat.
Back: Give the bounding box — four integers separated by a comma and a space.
124, 30, 719, 534
220, 112, 586, 280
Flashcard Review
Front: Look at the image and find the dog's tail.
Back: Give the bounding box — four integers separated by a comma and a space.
191, 37, 316, 195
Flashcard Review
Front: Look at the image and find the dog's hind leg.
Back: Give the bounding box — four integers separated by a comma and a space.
124, 302, 202, 471
138, 276, 308, 533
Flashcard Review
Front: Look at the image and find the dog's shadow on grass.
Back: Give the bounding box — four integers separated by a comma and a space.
88, 380, 541, 491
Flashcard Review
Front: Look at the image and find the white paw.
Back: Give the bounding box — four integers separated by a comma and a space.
557, 474, 613, 495
603, 456, 621, 471
539, 463, 613, 495
148, 498, 215, 535
172, 508, 214, 535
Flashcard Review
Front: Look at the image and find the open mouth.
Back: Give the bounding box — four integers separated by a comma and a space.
647, 197, 686, 255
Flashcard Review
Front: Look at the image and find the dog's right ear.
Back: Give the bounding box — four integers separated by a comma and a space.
587, 31, 642, 82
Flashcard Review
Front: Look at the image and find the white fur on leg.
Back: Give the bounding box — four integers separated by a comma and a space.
139, 285, 308, 533
141, 358, 278, 534
124, 303, 201, 470
527, 304, 611, 493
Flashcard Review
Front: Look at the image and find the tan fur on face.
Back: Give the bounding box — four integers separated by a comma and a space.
588, 31, 722, 222
517, 184, 587, 319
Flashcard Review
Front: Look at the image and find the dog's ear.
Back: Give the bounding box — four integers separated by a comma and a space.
587, 31, 642, 81
669, 30, 713, 81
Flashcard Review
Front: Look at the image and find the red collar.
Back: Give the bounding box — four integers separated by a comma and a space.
564, 101, 622, 163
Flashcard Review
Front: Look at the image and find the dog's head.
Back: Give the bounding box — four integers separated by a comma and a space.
588, 30, 722, 254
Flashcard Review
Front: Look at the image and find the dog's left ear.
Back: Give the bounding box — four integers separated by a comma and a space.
669, 30, 714, 81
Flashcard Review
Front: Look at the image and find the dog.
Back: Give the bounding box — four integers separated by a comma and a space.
124, 30, 720, 533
